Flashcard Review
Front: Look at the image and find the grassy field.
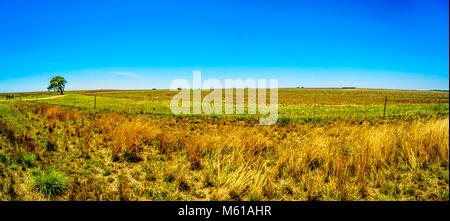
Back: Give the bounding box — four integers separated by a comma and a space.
0, 88, 448, 201
2, 89, 449, 122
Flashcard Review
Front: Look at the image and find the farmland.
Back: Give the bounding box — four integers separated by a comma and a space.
2, 89, 448, 122
0, 88, 448, 201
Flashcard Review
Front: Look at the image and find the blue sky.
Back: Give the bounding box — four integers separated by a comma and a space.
0, 0, 448, 92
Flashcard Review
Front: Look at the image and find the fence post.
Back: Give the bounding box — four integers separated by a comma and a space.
313, 97, 316, 121
94, 96, 97, 109
383, 97, 387, 118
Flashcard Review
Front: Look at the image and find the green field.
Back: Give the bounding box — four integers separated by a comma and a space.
2, 89, 448, 122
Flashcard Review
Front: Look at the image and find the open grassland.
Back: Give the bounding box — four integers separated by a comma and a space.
2, 89, 449, 122
2, 88, 449, 104
0, 89, 448, 201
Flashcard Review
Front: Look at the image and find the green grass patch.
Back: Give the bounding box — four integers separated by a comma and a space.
32, 168, 68, 198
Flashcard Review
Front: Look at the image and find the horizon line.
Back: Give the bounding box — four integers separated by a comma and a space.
1, 87, 449, 94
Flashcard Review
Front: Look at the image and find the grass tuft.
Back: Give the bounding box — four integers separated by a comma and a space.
32, 168, 68, 198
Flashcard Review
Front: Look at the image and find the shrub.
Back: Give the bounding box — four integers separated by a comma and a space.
32, 168, 68, 197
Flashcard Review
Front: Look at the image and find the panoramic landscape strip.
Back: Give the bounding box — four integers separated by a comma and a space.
0, 0, 448, 210
0, 88, 448, 200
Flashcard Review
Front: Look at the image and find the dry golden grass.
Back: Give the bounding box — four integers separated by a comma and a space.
0, 102, 448, 201
90, 111, 449, 200
107, 119, 160, 159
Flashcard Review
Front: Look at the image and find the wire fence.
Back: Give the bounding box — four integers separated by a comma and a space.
4, 93, 450, 122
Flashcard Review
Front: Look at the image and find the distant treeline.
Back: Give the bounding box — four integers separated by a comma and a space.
429, 90, 449, 92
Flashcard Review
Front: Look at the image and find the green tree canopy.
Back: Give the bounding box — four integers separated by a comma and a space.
47, 76, 67, 95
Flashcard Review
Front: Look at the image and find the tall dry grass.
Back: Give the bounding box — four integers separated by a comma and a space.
1, 102, 448, 200
93, 112, 448, 200
102, 117, 160, 159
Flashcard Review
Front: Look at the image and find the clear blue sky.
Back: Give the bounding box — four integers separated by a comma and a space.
0, 0, 448, 92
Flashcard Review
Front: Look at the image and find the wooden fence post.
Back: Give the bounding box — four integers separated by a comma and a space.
383, 97, 387, 118
313, 97, 316, 121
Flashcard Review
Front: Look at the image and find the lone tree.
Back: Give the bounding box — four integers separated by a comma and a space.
47, 76, 67, 95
